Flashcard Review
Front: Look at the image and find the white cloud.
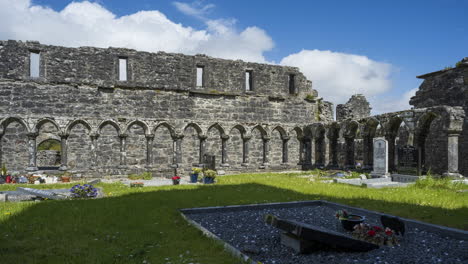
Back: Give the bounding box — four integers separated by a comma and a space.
370, 88, 417, 114
0, 0, 273, 62
280, 50, 393, 108
173, 1, 215, 19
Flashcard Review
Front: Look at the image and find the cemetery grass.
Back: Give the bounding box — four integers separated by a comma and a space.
0, 173, 467, 264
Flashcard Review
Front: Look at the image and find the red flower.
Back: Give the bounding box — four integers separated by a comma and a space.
172, 176, 181, 180
385, 230, 393, 236
372, 226, 383, 231
367, 230, 376, 237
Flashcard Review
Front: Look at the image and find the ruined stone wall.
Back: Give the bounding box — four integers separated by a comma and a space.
0, 40, 327, 176
336, 94, 371, 122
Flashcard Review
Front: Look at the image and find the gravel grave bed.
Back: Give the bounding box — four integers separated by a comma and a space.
187, 205, 467, 264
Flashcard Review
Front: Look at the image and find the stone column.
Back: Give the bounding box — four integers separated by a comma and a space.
145, 135, 154, 168
241, 135, 251, 166
310, 137, 315, 167
172, 134, 183, 167
119, 134, 128, 168
385, 133, 396, 172
26, 132, 38, 171
282, 136, 289, 164
59, 134, 69, 171
90, 134, 99, 169
262, 136, 270, 167
298, 136, 304, 165
198, 135, 207, 165
444, 132, 462, 177
323, 136, 330, 167
221, 135, 229, 167
0, 134, 3, 168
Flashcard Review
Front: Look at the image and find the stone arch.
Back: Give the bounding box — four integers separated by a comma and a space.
362, 118, 380, 169
184, 123, 204, 136
67, 120, 92, 170
227, 125, 245, 169
206, 123, 224, 169
153, 122, 176, 138
124, 120, 150, 136
288, 127, 302, 166
126, 121, 147, 167
181, 123, 201, 172
36, 120, 61, 168
270, 126, 286, 167
250, 125, 266, 167
34, 118, 61, 134
0, 117, 30, 134
98, 120, 121, 136
97, 122, 121, 170
65, 119, 92, 135
153, 123, 175, 171
415, 112, 439, 173
1, 117, 29, 171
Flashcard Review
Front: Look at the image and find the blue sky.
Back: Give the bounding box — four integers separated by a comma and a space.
2, 0, 467, 114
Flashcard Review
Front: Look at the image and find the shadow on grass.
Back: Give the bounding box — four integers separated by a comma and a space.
0, 183, 466, 264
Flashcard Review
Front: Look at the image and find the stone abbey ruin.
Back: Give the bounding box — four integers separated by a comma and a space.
0, 40, 467, 178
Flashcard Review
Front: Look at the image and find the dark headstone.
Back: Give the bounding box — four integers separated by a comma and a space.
397, 145, 418, 174
265, 214, 379, 253
381, 215, 405, 236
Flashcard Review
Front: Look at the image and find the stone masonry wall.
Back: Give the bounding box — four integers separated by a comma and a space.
0, 40, 330, 176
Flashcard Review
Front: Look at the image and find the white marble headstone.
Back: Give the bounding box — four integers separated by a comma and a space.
372, 137, 389, 177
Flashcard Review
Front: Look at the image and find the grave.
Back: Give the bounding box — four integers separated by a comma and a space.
371, 137, 390, 178
181, 200, 467, 264
264, 214, 378, 253
397, 145, 419, 175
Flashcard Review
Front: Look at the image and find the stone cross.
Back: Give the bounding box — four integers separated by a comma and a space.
371, 137, 390, 178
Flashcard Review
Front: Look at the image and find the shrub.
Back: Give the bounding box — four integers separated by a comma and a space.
192, 167, 203, 174
204, 169, 217, 178
305, 94, 316, 101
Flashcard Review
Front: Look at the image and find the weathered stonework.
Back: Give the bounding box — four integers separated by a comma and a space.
0, 40, 332, 176
336, 94, 371, 122
0, 40, 466, 178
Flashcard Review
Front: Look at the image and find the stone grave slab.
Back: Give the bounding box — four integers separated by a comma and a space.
371, 137, 390, 178
264, 214, 379, 252
16, 187, 68, 200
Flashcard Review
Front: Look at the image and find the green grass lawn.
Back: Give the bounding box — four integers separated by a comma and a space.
0, 172, 467, 264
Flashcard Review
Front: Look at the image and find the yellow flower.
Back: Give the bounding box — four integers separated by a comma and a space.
4, 212, 11, 215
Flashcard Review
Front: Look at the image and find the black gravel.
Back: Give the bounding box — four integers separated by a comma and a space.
187, 205, 467, 264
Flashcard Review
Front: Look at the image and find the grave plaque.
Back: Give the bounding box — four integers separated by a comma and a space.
397, 145, 418, 175
371, 137, 390, 178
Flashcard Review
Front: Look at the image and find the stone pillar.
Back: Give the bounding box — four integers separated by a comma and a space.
323, 136, 330, 167
221, 135, 229, 167
26, 132, 38, 171
362, 136, 373, 170
385, 133, 396, 172
241, 135, 251, 166
310, 137, 315, 167
90, 134, 99, 169
119, 134, 128, 168
198, 135, 207, 165
59, 134, 69, 171
262, 136, 270, 167
145, 135, 154, 168
444, 132, 462, 177
0, 134, 3, 168
282, 136, 289, 164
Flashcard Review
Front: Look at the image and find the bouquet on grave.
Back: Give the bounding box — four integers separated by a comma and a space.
352, 223, 399, 246
70, 184, 98, 198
